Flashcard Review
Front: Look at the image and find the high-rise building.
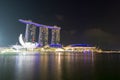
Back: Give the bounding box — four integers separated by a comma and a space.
38, 27, 48, 46
19, 19, 61, 47
25, 24, 36, 42
51, 28, 60, 44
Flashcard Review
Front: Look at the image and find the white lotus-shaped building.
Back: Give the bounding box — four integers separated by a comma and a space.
19, 34, 39, 49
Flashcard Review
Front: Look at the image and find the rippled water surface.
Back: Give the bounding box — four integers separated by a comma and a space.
0, 53, 120, 80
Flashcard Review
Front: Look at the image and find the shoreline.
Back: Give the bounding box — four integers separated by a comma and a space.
1, 47, 120, 54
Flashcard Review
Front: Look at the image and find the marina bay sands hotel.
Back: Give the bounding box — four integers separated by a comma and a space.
19, 19, 61, 47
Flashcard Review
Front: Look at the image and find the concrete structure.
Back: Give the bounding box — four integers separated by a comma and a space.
25, 24, 36, 42
51, 27, 60, 44
19, 19, 61, 47
38, 27, 48, 46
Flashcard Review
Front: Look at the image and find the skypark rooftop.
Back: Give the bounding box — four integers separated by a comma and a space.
19, 19, 61, 30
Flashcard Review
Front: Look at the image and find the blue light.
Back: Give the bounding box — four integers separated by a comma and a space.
49, 44, 62, 48
19, 19, 60, 30
71, 44, 92, 47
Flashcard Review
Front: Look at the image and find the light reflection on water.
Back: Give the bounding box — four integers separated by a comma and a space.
0, 52, 120, 80
15, 55, 35, 80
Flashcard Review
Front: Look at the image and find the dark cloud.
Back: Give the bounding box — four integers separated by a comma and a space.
82, 28, 120, 50
61, 28, 120, 50
55, 15, 64, 21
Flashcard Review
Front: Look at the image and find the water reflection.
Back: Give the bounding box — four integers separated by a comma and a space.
15, 55, 35, 80
94, 53, 120, 80
0, 52, 95, 80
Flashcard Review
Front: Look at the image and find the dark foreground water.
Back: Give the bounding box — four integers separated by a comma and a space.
0, 52, 120, 80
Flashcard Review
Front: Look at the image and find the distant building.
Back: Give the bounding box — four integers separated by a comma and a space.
51, 28, 60, 44
25, 24, 36, 42
38, 27, 48, 46
19, 19, 61, 47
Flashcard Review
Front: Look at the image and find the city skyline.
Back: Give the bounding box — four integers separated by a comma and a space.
19, 19, 61, 46
0, 0, 120, 50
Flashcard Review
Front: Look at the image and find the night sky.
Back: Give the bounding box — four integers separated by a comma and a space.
0, 0, 120, 50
